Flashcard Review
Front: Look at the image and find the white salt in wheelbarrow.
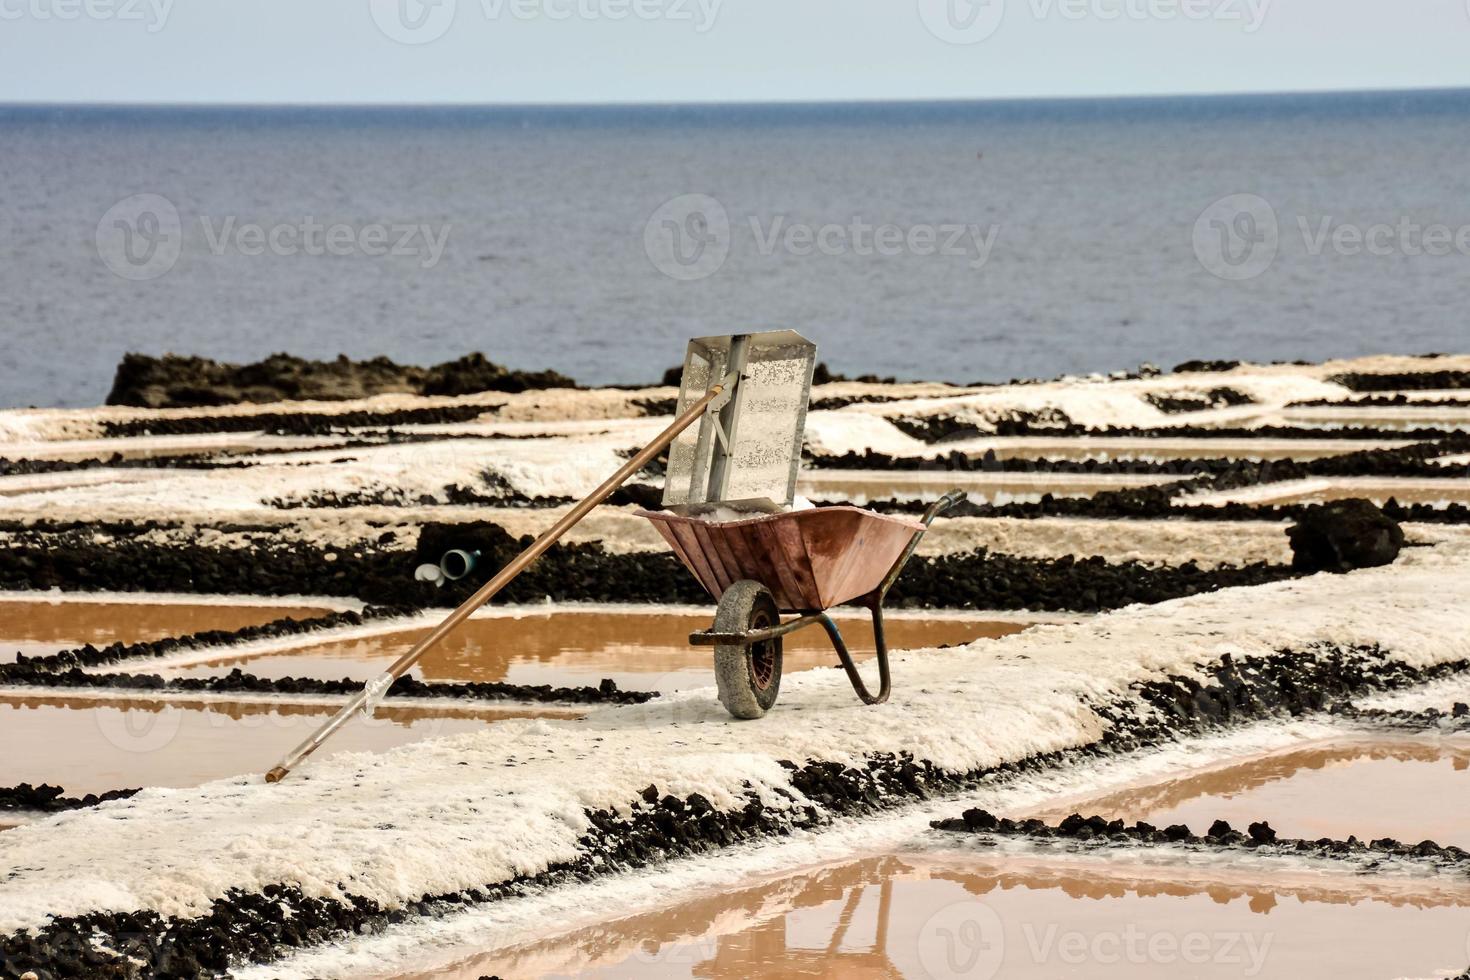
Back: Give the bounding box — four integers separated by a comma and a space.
639, 490, 966, 719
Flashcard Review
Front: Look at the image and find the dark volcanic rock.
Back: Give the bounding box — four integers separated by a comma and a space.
101, 404, 492, 438
1329, 369, 1470, 392
931, 807, 1470, 871
413, 520, 521, 571
0, 517, 1301, 612
1144, 388, 1254, 414
606, 482, 664, 509
1288, 500, 1405, 573
420, 353, 576, 397
1172, 359, 1242, 373
106, 352, 576, 408
0, 782, 140, 813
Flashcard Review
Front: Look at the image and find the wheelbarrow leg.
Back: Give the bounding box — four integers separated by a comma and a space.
817, 603, 891, 705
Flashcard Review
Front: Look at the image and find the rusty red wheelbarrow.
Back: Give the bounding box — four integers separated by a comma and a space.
639, 490, 966, 719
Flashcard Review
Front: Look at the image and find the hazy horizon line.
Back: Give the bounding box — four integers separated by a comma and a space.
4, 83, 1469, 111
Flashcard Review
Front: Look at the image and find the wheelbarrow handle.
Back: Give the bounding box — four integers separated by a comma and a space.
874, 488, 967, 598
921, 489, 968, 526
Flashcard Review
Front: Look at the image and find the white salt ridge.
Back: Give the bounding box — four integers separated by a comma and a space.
2, 537, 1469, 936
0, 356, 1462, 525
4, 354, 1468, 448
0, 433, 332, 460
0, 386, 656, 444
1352, 675, 1470, 714
842, 370, 1354, 437
0, 436, 635, 518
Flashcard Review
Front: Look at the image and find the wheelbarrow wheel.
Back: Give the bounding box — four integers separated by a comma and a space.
713, 580, 783, 719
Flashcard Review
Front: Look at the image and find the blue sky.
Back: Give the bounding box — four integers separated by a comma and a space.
2, 0, 1469, 104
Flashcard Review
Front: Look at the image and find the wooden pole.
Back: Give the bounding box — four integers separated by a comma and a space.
265, 380, 730, 782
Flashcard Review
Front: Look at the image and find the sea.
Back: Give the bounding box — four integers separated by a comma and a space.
3, 89, 1469, 408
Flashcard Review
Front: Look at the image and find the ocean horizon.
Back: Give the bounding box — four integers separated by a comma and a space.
4, 87, 1469, 407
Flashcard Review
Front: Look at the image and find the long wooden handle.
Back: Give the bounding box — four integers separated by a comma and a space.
265, 382, 727, 782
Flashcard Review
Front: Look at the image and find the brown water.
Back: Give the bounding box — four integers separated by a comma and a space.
400, 853, 1470, 979
0, 694, 557, 795
1035, 738, 1470, 845
0, 599, 335, 661
1271, 482, 1470, 506
162, 611, 1030, 691
1282, 409, 1470, 432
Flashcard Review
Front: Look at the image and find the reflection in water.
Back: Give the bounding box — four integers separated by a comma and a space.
1034, 738, 1470, 844
0, 695, 549, 794
167, 612, 1028, 690
0, 599, 334, 661
398, 853, 1470, 980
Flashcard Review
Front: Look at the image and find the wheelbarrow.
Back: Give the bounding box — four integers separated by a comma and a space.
639, 490, 966, 719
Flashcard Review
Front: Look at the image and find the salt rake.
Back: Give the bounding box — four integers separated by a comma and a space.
262, 370, 735, 782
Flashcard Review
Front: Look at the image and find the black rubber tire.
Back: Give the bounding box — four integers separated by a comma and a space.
712, 580, 783, 719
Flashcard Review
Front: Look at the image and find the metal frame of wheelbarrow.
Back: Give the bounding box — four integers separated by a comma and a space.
687, 489, 967, 706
